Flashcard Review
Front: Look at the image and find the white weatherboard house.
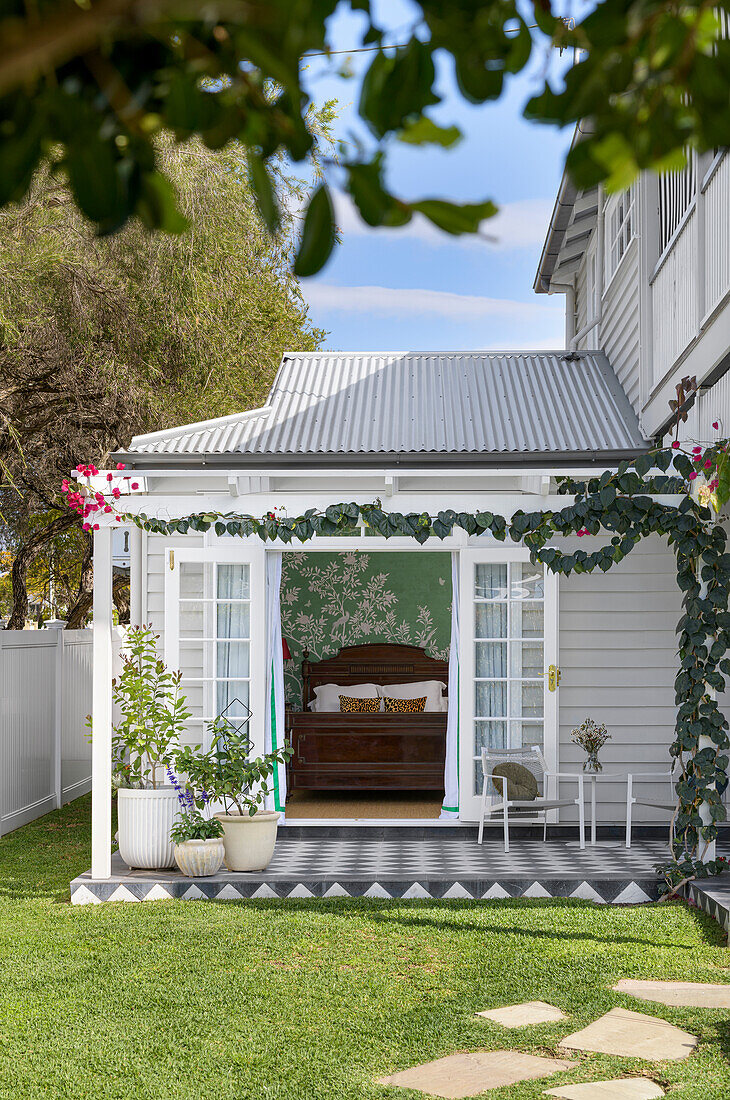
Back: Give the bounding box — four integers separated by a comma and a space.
78, 144, 730, 904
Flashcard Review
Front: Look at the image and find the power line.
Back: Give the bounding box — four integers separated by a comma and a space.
302, 26, 546, 59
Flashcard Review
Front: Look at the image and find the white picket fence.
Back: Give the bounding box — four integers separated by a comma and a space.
0, 627, 125, 835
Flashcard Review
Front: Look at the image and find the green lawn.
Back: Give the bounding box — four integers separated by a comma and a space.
0, 798, 728, 1099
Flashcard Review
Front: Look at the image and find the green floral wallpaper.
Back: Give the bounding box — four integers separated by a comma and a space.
280, 551, 452, 708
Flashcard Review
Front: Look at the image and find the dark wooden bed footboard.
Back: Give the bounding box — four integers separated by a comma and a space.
286, 712, 447, 791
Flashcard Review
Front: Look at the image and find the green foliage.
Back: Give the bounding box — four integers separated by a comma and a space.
108, 626, 191, 790
1, 4, 729, 271
174, 717, 292, 818
132, 444, 730, 890
169, 812, 225, 845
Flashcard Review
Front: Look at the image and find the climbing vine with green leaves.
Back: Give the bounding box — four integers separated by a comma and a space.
86, 443, 730, 894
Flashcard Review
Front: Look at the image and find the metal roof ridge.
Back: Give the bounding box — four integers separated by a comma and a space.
129, 404, 272, 446
279, 349, 582, 358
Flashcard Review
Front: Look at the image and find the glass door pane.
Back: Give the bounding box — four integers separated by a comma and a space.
177, 560, 251, 745
473, 559, 545, 795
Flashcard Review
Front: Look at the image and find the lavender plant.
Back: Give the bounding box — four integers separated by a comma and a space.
167, 767, 224, 844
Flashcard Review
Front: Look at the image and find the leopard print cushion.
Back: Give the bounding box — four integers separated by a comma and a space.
384, 695, 427, 713
338, 694, 380, 713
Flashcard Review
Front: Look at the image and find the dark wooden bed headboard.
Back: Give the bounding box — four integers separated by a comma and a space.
300, 642, 449, 710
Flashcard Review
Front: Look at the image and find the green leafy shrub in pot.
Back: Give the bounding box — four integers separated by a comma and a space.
106, 625, 191, 869
175, 717, 292, 871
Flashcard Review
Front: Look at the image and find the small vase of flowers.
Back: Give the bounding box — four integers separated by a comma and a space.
571, 717, 611, 772
168, 768, 225, 877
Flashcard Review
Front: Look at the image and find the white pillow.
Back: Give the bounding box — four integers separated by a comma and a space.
381, 680, 447, 713
310, 682, 380, 712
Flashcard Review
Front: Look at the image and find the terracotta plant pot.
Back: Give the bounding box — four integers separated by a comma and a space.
117, 787, 178, 869
213, 810, 280, 871
174, 838, 225, 877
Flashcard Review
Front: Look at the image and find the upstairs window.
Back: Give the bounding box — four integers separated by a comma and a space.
605, 187, 635, 284
658, 156, 696, 255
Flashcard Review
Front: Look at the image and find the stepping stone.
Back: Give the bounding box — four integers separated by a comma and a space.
544, 1080, 664, 1099
614, 978, 730, 1008
559, 1007, 697, 1062
375, 1051, 577, 1098
476, 1000, 567, 1027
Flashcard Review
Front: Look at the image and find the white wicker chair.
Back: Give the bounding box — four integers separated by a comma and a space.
477, 746, 586, 852
625, 766, 678, 848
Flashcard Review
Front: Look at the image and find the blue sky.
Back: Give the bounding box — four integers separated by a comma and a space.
296, 1, 576, 353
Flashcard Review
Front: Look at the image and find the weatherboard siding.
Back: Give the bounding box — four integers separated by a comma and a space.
556, 535, 682, 823
600, 238, 641, 414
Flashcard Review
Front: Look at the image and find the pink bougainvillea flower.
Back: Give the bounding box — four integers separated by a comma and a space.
688, 471, 698, 480
106, 472, 113, 481
116, 462, 125, 470
115, 515, 121, 522
82, 522, 91, 531
93, 523, 100, 531
104, 505, 112, 513
671, 440, 680, 449
710, 478, 719, 489
705, 459, 713, 468
131, 482, 139, 490
713, 421, 719, 430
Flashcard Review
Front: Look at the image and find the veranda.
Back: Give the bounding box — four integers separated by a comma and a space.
78, 448, 730, 908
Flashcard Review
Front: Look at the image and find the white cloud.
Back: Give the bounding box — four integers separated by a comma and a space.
303, 282, 561, 325
331, 191, 553, 251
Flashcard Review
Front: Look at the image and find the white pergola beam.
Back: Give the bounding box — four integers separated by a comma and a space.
91, 526, 113, 879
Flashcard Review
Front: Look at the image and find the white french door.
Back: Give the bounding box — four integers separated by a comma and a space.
458, 548, 559, 821
164, 544, 266, 754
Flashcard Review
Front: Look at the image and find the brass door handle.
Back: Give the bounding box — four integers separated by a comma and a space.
539, 665, 561, 691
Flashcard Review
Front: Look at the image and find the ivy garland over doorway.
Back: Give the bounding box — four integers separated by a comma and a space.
102, 446, 730, 893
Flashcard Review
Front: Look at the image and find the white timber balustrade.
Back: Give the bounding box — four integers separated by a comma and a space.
91, 526, 114, 879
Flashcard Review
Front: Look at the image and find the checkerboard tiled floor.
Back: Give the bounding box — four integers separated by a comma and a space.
70, 827, 706, 905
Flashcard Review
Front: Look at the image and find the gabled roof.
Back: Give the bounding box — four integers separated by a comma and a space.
118, 350, 649, 469
534, 122, 598, 293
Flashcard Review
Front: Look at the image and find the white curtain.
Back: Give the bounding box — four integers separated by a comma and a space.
440, 552, 460, 819
264, 552, 286, 812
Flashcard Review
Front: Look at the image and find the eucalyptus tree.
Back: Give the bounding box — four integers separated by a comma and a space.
0, 135, 327, 627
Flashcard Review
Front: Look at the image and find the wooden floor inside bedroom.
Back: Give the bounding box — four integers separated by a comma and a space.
284, 790, 443, 819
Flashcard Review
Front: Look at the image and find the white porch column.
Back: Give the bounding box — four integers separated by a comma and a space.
129, 525, 143, 627
91, 526, 113, 879
698, 729, 717, 862
698, 570, 717, 863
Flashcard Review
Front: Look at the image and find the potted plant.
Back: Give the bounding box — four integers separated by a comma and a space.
110, 626, 191, 869
175, 716, 292, 872
168, 769, 225, 877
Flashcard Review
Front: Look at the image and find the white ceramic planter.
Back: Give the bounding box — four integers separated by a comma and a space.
174, 838, 225, 877
117, 787, 179, 870
214, 810, 280, 871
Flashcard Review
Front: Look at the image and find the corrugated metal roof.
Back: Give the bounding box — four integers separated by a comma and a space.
122, 350, 649, 467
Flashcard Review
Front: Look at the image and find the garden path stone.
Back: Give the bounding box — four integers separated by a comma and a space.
375, 1051, 577, 1098
476, 1000, 567, 1027
613, 979, 730, 1008
544, 1080, 664, 1099
559, 1007, 697, 1061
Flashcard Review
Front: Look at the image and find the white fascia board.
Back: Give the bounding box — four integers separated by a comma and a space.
95, 464, 621, 481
